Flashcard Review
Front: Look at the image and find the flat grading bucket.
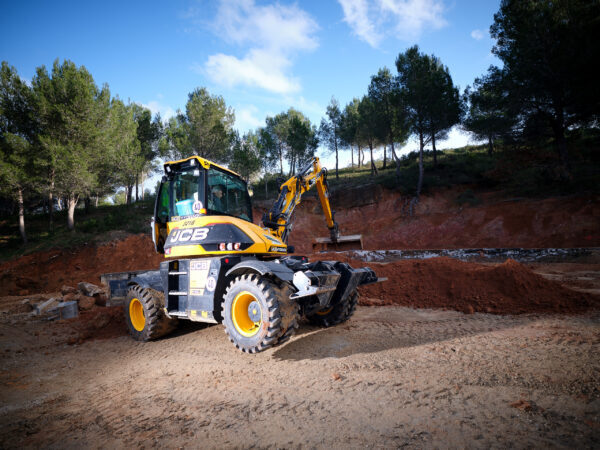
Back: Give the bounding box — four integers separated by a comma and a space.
312, 234, 363, 252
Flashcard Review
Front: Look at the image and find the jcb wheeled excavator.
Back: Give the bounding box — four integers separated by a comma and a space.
103, 155, 383, 353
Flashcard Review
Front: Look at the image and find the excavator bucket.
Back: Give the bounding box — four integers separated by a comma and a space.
312, 234, 363, 252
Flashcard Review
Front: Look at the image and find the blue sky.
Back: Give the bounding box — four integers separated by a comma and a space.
1, 0, 501, 168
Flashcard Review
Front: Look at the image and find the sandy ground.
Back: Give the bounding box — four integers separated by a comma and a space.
1, 284, 599, 448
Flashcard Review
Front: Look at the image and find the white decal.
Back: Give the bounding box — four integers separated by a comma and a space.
192, 201, 203, 213
168, 227, 210, 244
179, 229, 193, 242
206, 276, 217, 291
191, 228, 209, 241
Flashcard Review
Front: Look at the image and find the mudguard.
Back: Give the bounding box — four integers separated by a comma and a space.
226, 260, 295, 283
127, 270, 163, 292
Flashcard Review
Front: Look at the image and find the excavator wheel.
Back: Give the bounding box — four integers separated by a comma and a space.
125, 285, 178, 341
222, 274, 299, 353
307, 290, 359, 327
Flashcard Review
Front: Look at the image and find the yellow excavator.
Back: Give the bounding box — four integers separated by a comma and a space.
102, 155, 383, 353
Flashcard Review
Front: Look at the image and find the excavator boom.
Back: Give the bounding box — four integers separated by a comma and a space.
262, 157, 363, 251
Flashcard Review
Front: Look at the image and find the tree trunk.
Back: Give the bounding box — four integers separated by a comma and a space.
84, 197, 91, 215
135, 173, 139, 202
357, 147, 361, 168
95, 195, 99, 207
417, 132, 424, 197
67, 194, 78, 231
488, 136, 494, 156
390, 140, 401, 181
48, 169, 55, 231
126, 186, 132, 205
552, 104, 570, 176
369, 142, 378, 176
350, 145, 354, 169
18, 187, 27, 244
432, 132, 437, 167
141, 171, 145, 200
279, 145, 284, 174
334, 141, 339, 179
264, 178, 268, 198
383, 144, 387, 170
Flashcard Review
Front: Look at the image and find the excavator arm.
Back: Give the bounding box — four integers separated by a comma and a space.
262, 157, 339, 244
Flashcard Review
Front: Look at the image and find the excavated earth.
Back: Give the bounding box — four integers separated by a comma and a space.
0, 188, 599, 448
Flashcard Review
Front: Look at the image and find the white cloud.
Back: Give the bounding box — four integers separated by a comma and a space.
470, 29, 485, 40
142, 100, 176, 121
338, 0, 447, 47
235, 105, 263, 133
205, 49, 300, 95
339, 0, 382, 47
199, 0, 319, 95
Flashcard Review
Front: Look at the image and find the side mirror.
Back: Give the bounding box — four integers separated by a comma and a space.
287, 245, 295, 254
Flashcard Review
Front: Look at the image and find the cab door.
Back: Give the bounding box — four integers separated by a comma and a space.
152, 178, 171, 254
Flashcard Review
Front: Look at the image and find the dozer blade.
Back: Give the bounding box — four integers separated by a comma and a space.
312, 234, 363, 252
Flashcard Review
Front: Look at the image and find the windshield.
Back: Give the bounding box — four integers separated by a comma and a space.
171, 168, 205, 218
207, 167, 253, 222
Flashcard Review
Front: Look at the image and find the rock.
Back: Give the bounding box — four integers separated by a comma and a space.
62, 292, 81, 302
510, 399, 533, 412
12, 299, 33, 314
61, 285, 78, 295
78, 282, 103, 297
18, 289, 29, 296
93, 292, 108, 307
331, 372, 342, 381
78, 295, 96, 311
21, 299, 33, 309
33, 297, 59, 315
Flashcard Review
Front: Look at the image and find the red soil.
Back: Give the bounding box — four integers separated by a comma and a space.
348, 257, 598, 315
281, 187, 600, 254
0, 189, 598, 315
0, 234, 163, 296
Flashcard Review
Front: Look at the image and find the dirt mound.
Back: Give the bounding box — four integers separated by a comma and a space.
347, 257, 598, 315
0, 234, 162, 295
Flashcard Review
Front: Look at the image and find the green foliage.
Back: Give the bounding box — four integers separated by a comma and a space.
258, 108, 318, 176
463, 67, 515, 154
318, 97, 343, 177
0, 199, 156, 260
367, 67, 410, 172
162, 87, 235, 163
490, 0, 600, 168
229, 130, 262, 182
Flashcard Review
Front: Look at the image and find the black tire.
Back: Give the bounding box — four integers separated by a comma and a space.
222, 274, 299, 353
125, 285, 178, 341
307, 290, 359, 327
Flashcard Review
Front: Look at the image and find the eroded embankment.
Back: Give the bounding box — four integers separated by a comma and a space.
0, 234, 163, 296
1, 234, 598, 315
271, 187, 600, 254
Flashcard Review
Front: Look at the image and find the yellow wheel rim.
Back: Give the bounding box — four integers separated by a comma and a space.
316, 307, 333, 316
231, 291, 261, 337
129, 298, 145, 332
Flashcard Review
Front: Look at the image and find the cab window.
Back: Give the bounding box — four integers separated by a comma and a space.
156, 180, 170, 222
207, 168, 253, 222
170, 168, 204, 217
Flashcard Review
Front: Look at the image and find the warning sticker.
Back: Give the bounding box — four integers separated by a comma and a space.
189, 260, 210, 295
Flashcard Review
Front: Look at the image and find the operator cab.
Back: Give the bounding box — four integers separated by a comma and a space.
152, 156, 253, 253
